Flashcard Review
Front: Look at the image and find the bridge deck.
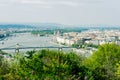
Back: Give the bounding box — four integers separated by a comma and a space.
1, 46, 74, 50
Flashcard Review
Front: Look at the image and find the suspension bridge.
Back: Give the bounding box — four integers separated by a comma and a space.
0, 43, 74, 52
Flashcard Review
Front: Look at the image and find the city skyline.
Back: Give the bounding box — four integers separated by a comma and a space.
0, 0, 120, 25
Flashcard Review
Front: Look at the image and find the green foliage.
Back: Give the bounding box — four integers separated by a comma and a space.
31, 30, 54, 36
19, 50, 85, 80
85, 44, 99, 48
83, 43, 120, 80
116, 61, 120, 78
72, 44, 81, 48
0, 43, 120, 80
0, 49, 86, 80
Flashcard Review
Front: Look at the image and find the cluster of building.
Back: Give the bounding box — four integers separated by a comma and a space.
53, 30, 120, 46
53, 30, 120, 56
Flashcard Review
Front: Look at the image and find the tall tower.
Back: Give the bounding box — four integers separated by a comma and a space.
56, 30, 62, 36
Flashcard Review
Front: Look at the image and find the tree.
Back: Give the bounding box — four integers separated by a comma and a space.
7, 49, 86, 80
83, 43, 120, 80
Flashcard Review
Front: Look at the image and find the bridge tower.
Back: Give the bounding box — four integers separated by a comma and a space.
15, 43, 19, 53
58, 47, 62, 51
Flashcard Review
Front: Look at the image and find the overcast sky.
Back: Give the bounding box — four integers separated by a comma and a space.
0, 0, 120, 25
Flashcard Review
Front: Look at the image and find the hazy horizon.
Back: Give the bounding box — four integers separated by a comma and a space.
0, 0, 120, 25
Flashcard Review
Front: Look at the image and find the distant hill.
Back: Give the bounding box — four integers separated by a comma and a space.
0, 23, 119, 30
0, 24, 33, 29
0, 23, 63, 30
26, 23, 64, 30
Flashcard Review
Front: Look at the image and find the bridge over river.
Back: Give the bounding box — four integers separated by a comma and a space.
0, 43, 74, 53
0, 33, 74, 53
1, 46, 73, 50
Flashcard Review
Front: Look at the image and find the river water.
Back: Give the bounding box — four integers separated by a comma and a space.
0, 33, 70, 53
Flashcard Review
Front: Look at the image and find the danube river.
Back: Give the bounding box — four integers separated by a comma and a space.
0, 33, 71, 53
